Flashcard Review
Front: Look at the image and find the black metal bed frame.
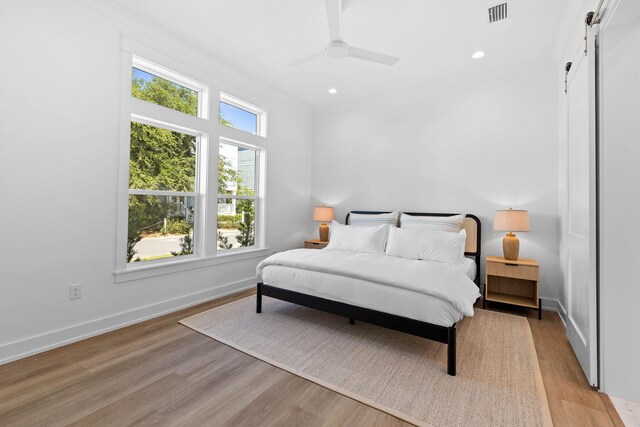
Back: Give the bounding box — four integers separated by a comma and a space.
256, 211, 481, 376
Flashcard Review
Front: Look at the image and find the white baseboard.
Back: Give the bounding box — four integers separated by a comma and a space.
480, 286, 567, 325
0, 277, 257, 366
556, 300, 568, 326
2, 285, 570, 366
540, 297, 568, 326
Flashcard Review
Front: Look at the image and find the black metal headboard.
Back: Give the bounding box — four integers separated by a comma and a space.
345, 211, 482, 287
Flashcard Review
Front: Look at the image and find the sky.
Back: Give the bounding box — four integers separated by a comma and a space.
219, 101, 257, 135
133, 68, 257, 134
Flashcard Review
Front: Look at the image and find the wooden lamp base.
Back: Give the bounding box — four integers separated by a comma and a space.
503, 232, 520, 261
319, 223, 329, 242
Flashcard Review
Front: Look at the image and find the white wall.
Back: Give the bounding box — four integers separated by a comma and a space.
599, 20, 640, 403
0, 1, 313, 363
312, 60, 562, 302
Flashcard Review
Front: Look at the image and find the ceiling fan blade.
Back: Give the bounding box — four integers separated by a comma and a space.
287, 50, 328, 67
326, 0, 342, 40
348, 47, 399, 66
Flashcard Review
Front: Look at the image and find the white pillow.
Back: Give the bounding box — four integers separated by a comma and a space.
349, 211, 399, 227
400, 213, 466, 233
386, 227, 467, 264
327, 221, 389, 254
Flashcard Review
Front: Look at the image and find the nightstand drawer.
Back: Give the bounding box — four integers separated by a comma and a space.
304, 240, 328, 249
486, 261, 539, 281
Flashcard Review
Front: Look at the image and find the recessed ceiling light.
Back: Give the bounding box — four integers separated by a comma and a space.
328, 87, 337, 94
472, 51, 486, 59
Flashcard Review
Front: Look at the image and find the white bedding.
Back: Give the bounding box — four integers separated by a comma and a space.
461, 257, 477, 282
257, 249, 481, 327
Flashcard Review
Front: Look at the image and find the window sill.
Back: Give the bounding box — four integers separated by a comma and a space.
114, 247, 270, 284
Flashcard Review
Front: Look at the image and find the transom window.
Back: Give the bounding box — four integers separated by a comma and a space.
132, 67, 199, 116
219, 93, 266, 136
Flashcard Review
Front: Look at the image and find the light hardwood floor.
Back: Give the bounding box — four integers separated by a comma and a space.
0, 290, 626, 426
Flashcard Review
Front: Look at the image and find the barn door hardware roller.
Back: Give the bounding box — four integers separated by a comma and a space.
564, 62, 572, 95
584, 0, 604, 55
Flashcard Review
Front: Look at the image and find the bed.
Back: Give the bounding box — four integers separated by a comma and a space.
256, 211, 482, 376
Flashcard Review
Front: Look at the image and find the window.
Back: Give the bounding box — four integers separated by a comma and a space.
132, 67, 199, 116
217, 141, 258, 251
127, 122, 198, 263
117, 49, 267, 277
219, 93, 266, 136
126, 57, 205, 265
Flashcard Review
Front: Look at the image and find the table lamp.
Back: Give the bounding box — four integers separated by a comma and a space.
494, 208, 530, 261
313, 206, 334, 242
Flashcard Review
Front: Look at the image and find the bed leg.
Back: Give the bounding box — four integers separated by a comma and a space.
349, 318, 355, 325
256, 282, 262, 314
447, 326, 456, 376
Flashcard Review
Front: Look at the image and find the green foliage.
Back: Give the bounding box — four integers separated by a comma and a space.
217, 231, 233, 250
236, 213, 255, 247
219, 115, 233, 127
235, 199, 255, 247
132, 75, 197, 116
130, 75, 197, 193
127, 194, 166, 262
163, 218, 191, 235
218, 154, 239, 195
129, 123, 196, 192
218, 214, 242, 230
128, 195, 170, 232
127, 226, 142, 263
171, 234, 193, 257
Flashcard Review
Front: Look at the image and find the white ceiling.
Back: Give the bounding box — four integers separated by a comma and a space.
110, 0, 568, 108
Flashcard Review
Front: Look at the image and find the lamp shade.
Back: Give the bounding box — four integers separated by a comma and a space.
494, 209, 530, 232
313, 206, 334, 222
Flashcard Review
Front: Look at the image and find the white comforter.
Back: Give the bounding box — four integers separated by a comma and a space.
257, 249, 480, 317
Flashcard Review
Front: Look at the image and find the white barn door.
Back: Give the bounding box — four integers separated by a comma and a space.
564, 35, 599, 386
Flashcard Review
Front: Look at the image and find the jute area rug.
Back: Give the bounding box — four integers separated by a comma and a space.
181, 296, 552, 427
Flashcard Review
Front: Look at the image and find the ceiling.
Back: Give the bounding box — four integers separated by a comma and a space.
110, 0, 568, 108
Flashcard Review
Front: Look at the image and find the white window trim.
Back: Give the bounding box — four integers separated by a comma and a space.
129, 189, 198, 197
115, 38, 268, 282
115, 248, 270, 284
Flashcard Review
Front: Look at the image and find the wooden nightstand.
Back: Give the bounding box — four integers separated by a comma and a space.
483, 256, 542, 320
304, 239, 329, 249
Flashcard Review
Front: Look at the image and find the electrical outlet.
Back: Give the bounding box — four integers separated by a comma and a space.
69, 284, 82, 300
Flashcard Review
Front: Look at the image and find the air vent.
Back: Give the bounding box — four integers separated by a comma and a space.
488, 3, 508, 23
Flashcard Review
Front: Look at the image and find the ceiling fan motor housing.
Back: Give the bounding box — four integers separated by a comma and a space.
287, 0, 398, 66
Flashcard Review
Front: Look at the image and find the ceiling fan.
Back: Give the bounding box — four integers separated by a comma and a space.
288, 0, 399, 67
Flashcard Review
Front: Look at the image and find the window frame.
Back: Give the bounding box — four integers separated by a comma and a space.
115, 38, 268, 283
